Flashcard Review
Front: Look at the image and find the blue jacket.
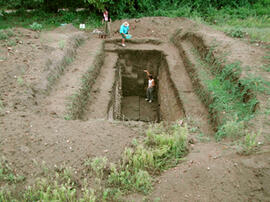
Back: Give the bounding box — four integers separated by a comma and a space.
120, 24, 129, 34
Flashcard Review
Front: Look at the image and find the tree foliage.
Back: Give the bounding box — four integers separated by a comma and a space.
0, 0, 268, 15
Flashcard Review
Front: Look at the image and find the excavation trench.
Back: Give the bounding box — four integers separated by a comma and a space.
79, 49, 185, 122
108, 50, 184, 122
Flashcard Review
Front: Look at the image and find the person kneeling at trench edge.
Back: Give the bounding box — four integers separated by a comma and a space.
144, 70, 155, 103
119, 21, 129, 47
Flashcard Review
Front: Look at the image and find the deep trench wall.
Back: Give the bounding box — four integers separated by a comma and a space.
158, 55, 185, 121
118, 50, 161, 98
108, 60, 122, 120
114, 49, 184, 122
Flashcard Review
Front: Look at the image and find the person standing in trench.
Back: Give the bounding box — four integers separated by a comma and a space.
144, 70, 155, 103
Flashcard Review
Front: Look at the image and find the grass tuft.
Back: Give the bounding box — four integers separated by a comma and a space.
108, 122, 188, 194
237, 132, 259, 155
0, 157, 25, 183
29, 22, 43, 31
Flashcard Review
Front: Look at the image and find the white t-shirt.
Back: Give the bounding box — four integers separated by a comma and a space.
148, 79, 154, 88
104, 12, 109, 21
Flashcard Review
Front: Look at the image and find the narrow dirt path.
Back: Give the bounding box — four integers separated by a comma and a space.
42, 38, 103, 117
83, 52, 118, 120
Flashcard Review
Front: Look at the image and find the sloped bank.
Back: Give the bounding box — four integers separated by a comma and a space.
32, 32, 87, 95
172, 29, 259, 137
67, 41, 105, 120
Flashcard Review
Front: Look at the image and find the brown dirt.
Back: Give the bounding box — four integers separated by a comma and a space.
41, 38, 104, 118
0, 18, 270, 201
83, 52, 118, 120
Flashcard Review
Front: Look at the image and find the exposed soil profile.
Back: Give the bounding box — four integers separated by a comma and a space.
0, 18, 270, 201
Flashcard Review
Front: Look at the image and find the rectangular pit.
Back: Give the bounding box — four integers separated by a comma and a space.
109, 50, 185, 122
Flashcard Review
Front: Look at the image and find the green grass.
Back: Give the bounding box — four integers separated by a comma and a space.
0, 29, 16, 41
191, 45, 259, 140
58, 40, 66, 50
209, 15, 270, 42
108, 122, 188, 194
0, 157, 25, 183
237, 132, 259, 155
0, 30, 8, 40
0, 10, 102, 31
30, 22, 42, 31
23, 167, 96, 201
192, 44, 270, 140
0, 6, 268, 45
205, 62, 261, 140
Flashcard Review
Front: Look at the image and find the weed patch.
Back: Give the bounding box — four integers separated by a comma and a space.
59, 40, 65, 50
30, 22, 43, 31
237, 133, 259, 155
108, 122, 188, 194
225, 28, 246, 38
6, 39, 16, 47
0, 157, 25, 183
190, 44, 261, 140
0, 30, 8, 40
23, 166, 96, 201
205, 63, 258, 140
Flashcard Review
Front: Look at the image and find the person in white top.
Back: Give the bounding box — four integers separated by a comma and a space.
144, 70, 155, 103
102, 8, 111, 37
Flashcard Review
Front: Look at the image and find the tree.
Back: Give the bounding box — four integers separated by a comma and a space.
84, 0, 112, 11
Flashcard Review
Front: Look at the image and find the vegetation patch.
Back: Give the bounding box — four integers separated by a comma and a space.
108, 122, 188, 194
0, 157, 25, 184
0, 29, 16, 41
29, 22, 42, 31
237, 132, 260, 155
224, 28, 246, 38
200, 57, 265, 140
0, 122, 188, 201
174, 31, 268, 140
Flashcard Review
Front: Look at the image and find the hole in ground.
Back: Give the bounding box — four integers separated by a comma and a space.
109, 50, 185, 122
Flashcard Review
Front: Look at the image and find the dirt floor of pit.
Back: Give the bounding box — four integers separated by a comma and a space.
121, 96, 159, 122
0, 18, 270, 201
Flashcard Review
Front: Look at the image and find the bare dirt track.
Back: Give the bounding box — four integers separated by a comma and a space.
0, 17, 270, 201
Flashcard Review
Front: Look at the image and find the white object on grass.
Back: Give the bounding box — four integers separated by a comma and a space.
80, 24, 85, 29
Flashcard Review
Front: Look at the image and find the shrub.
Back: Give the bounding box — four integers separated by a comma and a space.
30, 22, 42, 31
225, 28, 246, 38
108, 164, 152, 194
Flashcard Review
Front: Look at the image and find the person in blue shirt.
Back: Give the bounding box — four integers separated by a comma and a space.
119, 22, 129, 47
